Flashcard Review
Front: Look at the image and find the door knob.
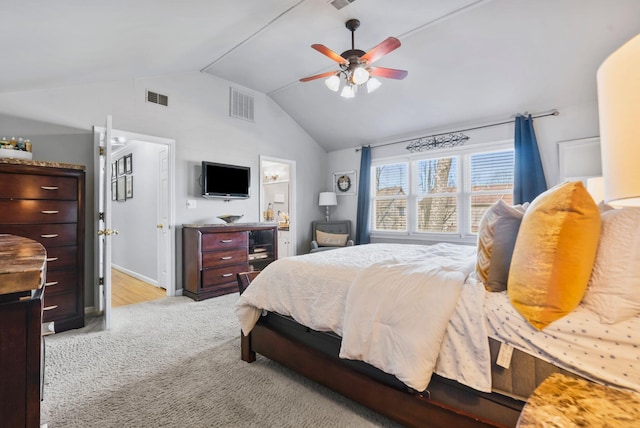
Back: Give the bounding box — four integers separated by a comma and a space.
157, 224, 163, 229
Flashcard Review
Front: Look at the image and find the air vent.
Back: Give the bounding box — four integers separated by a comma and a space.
229, 87, 255, 122
146, 89, 169, 107
329, 0, 355, 10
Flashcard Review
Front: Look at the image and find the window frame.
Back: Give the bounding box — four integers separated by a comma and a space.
370, 140, 514, 244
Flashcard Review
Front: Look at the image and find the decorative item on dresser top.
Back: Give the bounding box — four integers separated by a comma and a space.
0, 234, 47, 428
0, 159, 85, 333
182, 223, 277, 301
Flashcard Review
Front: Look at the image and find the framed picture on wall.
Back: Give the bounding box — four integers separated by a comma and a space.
125, 175, 133, 199
333, 170, 357, 196
117, 157, 125, 176
116, 176, 126, 201
125, 153, 133, 174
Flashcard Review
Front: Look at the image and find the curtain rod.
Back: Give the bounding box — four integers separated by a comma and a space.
355, 109, 559, 152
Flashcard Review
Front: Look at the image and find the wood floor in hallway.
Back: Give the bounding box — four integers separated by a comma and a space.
112, 269, 166, 307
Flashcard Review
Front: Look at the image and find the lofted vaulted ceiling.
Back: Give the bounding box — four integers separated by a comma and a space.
2, 0, 640, 152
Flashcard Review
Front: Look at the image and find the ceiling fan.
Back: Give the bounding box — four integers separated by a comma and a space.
300, 19, 408, 98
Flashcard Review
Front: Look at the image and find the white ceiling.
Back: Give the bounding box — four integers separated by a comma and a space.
2, 0, 639, 152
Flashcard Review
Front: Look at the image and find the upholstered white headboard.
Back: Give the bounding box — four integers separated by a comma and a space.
557, 137, 601, 183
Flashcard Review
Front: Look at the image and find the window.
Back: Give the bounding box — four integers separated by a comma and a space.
371, 145, 514, 240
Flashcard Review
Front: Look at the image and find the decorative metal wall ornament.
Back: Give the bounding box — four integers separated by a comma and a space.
406, 133, 469, 153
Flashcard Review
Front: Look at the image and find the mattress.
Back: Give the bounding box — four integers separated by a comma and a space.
485, 290, 640, 394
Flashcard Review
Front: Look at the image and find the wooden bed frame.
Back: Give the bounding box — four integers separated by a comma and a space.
237, 272, 524, 427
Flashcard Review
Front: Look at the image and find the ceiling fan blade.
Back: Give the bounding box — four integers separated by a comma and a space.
311, 44, 347, 64
360, 37, 401, 65
299, 71, 339, 83
369, 66, 408, 80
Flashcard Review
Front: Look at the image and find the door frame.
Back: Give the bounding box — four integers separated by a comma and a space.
93, 126, 177, 315
259, 155, 297, 256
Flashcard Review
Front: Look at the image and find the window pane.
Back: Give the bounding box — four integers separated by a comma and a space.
470, 194, 514, 233
417, 157, 458, 194
375, 198, 407, 231
375, 163, 407, 196
470, 150, 514, 191
417, 196, 458, 233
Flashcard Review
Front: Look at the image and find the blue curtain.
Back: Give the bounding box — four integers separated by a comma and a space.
514, 115, 547, 204
355, 146, 371, 245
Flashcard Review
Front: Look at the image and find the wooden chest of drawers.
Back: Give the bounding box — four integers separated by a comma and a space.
0, 161, 85, 333
182, 224, 277, 301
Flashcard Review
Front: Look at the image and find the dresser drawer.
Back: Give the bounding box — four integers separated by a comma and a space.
42, 291, 78, 321
0, 173, 78, 200
45, 246, 77, 271
202, 247, 248, 268
0, 200, 77, 224
0, 223, 77, 247
43, 269, 78, 294
202, 263, 250, 288
201, 231, 247, 251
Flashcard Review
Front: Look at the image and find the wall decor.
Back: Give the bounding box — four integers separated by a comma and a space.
333, 170, 357, 195
125, 153, 133, 174
125, 175, 133, 199
117, 157, 125, 176
116, 176, 126, 201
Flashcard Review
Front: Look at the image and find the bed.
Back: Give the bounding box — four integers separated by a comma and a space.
234, 182, 640, 427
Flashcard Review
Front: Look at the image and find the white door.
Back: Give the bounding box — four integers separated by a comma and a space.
156, 148, 169, 289
94, 116, 114, 329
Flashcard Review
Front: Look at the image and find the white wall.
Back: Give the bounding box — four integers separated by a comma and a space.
111, 142, 162, 283
0, 71, 328, 305
327, 101, 602, 243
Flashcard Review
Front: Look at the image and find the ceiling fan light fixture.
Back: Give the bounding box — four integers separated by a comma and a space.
352, 66, 369, 85
366, 77, 382, 93
325, 74, 341, 92
340, 85, 355, 98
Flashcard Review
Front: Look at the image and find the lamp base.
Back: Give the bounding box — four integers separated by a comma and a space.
325, 206, 330, 222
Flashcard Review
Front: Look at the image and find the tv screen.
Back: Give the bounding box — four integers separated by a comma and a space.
201, 161, 250, 199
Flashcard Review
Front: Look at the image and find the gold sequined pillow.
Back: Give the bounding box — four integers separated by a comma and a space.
316, 230, 349, 247
476, 200, 527, 291
508, 181, 601, 330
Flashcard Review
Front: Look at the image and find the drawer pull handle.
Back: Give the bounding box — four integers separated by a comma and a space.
221, 273, 233, 278
41, 210, 60, 214
45, 281, 59, 287
220, 256, 233, 260
43, 305, 58, 311
41, 234, 59, 238
220, 239, 233, 243
41, 186, 59, 190
46, 257, 59, 262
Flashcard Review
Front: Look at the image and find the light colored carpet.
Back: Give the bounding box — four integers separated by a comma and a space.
41, 294, 400, 427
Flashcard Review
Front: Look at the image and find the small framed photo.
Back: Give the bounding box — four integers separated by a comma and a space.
111, 180, 117, 201
111, 162, 116, 178
117, 157, 125, 176
116, 176, 126, 201
333, 170, 357, 196
125, 153, 133, 174
125, 175, 133, 199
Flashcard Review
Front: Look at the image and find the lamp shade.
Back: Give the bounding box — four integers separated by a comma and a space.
318, 191, 337, 207
597, 33, 640, 206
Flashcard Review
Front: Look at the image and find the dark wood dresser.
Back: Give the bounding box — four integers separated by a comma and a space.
0, 159, 85, 333
182, 223, 277, 300
0, 234, 47, 428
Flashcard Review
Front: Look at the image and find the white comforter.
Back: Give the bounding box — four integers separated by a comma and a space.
235, 243, 491, 392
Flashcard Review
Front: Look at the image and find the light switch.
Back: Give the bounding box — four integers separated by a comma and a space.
187, 199, 197, 209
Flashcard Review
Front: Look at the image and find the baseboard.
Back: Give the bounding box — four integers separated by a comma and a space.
112, 264, 158, 287
85, 306, 96, 315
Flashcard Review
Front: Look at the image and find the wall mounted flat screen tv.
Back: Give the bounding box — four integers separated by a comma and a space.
201, 161, 250, 199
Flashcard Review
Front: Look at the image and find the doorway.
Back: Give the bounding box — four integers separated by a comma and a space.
93, 126, 176, 316
260, 156, 296, 257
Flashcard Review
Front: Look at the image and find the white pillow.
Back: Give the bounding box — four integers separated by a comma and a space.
582, 207, 640, 324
